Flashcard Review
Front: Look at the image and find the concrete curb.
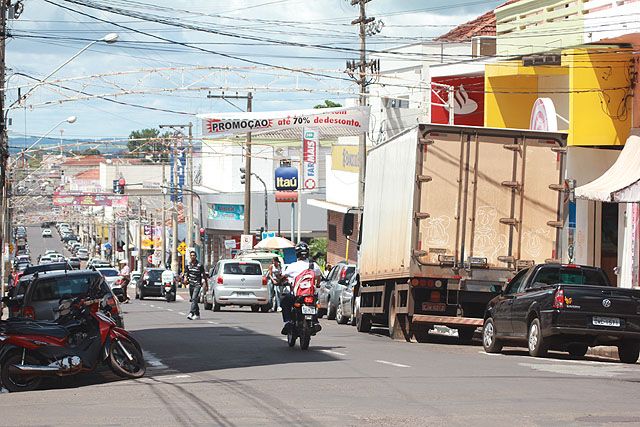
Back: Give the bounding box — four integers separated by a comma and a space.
587, 346, 618, 360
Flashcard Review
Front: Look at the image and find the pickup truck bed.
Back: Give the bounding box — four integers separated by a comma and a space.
483, 264, 640, 363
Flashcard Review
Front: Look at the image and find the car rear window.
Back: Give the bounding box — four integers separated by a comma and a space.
146, 270, 163, 281
99, 269, 119, 277
533, 267, 610, 287
223, 263, 262, 275
345, 266, 356, 281
32, 275, 101, 302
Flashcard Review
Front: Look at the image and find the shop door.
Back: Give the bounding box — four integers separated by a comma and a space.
600, 203, 619, 285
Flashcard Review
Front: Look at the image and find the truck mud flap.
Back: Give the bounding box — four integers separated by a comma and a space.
412, 315, 483, 327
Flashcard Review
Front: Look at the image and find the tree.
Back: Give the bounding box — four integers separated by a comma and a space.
309, 237, 328, 268
314, 100, 342, 109
128, 128, 172, 162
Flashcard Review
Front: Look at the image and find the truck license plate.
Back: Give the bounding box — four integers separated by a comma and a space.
302, 306, 316, 315
593, 316, 621, 327
422, 302, 446, 312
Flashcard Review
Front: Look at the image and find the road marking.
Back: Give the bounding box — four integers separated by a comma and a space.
167, 308, 174, 312
178, 312, 186, 316
150, 305, 155, 308
375, 360, 410, 368
320, 349, 346, 357
143, 351, 168, 370
207, 321, 218, 325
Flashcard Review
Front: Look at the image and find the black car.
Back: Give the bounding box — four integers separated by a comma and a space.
136, 268, 165, 299
6, 270, 123, 328
482, 263, 640, 363
23, 262, 72, 277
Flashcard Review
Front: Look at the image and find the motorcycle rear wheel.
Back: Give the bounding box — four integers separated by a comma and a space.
109, 339, 146, 379
1, 351, 43, 393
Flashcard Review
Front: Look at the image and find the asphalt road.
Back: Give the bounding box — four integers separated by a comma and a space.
2, 229, 640, 426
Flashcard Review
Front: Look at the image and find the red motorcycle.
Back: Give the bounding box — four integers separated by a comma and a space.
286, 263, 322, 350
0, 298, 145, 392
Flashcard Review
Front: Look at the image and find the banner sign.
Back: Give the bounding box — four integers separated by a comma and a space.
199, 106, 370, 138
431, 75, 484, 127
142, 226, 162, 250
274, 166, 298, 191
208, 204, 245, 221
331, 145, 359, 173
302, 128, 318, 192
53, 194, 128, 207
170, 137, 186, 203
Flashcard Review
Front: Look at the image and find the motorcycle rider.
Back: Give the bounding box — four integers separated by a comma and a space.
280, 242, 322, 335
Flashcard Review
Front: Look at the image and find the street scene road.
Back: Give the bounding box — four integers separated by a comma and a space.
1, 231, 640, 425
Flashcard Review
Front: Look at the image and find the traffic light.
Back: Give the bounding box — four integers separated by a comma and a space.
117, 178, 126, 194
199, 228, 205, 238
240, 167, 246, 185
112, 179, 119, 194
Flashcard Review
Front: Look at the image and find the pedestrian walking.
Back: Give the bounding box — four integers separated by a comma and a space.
118, 260, 131, 303
183, 251, 207, 320
267, 257, 283, 312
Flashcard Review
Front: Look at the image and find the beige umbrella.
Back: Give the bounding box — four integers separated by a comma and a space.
254, 236, 295, 249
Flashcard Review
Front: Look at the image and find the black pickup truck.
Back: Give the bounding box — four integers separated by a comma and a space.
482, 264, 640, 363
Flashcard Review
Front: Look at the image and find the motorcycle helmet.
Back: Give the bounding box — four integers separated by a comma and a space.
295, 242, 310, 259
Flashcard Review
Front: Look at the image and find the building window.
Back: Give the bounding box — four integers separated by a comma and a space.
328, 224, 337, 242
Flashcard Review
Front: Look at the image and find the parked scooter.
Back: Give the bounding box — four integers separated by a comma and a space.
286, 261, 321, 350
0, 297, 145, 392
162, 269, 176, 302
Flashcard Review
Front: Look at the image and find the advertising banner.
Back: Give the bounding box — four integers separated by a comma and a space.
53, 194, 128, 207
275, 166, 298, 191
331, 145, 359, 173
208, 204, 245, 221
302, 128, 318, 192
170, 136, 186, 203
142, 225, 162, 250
199, 106, 370, 138
431, 75, 484, 126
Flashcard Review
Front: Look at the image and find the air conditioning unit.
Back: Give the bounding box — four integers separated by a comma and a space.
471, 36, 496, 57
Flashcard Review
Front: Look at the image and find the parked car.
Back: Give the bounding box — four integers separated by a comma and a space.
136, 268, 166, 300
76, 248, 89, 260
66, 256, 81, 270
41, 228, 52, 238
204, 260, 268, 312
482, 263, 640, 363
4, 270, 123, 327
130, 271, 142, 291
95, 267, 122, 289
87, 259, 112, 269
317, 262, 356, 320
38, 255, 53, 264
336, 272, 359, 326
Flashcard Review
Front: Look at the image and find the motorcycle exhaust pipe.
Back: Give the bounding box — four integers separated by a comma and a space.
12, 356, 82, 374
12, 364, 61, 373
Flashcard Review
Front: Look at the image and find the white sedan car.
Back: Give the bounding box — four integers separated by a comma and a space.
205, 260, 268, 312
96, 267, 123, 289
41, 228, 52, 238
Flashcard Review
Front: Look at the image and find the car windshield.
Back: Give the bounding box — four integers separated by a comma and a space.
533, 266, 610, 287
223, 263, 262, 275
31, 274, 102, 302
98, 269, 119, 277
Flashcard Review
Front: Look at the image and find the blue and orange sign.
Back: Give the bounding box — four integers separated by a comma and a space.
275, 166, 298, 191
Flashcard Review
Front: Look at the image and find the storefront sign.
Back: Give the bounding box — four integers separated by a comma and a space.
302, 128, 318, 191
431, 75, 484, 126
530, 98, 558, 131
199, 106, 370, 138
53, 193, 128, 207
275, 191, 298, 203
142, 226, 162, 250
208, 204, 245, 221
331, 145, 359, 173
224, 239, 237, 249
275, 166, 298, 191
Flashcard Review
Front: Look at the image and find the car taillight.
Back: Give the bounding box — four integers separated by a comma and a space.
217, 276, 223, 285
303, 296, 314, 304
553, 288, 564, 309
22, 306, 35, 319
262, 276, 267, 286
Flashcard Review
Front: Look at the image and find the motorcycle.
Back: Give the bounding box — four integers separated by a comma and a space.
286, 262, 321, 350
162, 270, 176, 302
0, 297, 146, 392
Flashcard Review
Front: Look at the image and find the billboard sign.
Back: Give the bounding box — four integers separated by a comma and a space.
53, 193, 128, 207
431, 75, 484, 126
208, 204, 245, 221
170, 137, 186, 203
275, 166, 298, 191
302, 128, 318, 191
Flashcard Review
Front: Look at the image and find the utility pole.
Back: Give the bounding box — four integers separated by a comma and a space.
207, 92, 253, 234
347, 0, 377, 209
137, 197, 143, 272
186, 122, 193, 250
0, 0, 8, 293
161, 160, 166, 268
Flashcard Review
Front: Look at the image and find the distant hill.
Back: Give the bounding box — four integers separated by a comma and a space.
8, 136, 127, 156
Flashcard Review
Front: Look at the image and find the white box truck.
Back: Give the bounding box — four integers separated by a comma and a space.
351, 124, 568, 342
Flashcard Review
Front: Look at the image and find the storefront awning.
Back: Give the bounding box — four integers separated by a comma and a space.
575, 135, 640, 202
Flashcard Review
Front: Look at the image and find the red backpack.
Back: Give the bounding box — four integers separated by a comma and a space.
293, 262, 316, 297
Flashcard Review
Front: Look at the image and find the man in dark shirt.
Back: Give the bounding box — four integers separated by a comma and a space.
183, 251, 207, 320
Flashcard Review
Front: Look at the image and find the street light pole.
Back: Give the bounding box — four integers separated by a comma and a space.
252, 173, 268, 231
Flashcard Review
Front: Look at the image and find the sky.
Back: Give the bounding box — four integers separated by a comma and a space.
5, 0, 505, 143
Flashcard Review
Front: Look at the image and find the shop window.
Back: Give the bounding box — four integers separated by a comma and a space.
328, 224, 337, 241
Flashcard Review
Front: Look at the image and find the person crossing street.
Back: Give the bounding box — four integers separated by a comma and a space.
183, 251, 207, 320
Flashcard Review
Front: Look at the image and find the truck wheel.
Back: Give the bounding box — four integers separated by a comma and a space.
356, 311, 371, 333
618, 341, 640, 364
528, 318, 548, 357
482, 318, 503, 353
567, 343, 588, 358
388, 293, 411, 341
457, 327, 476, 343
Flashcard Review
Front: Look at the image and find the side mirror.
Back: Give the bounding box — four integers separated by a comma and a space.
342, 213, 355, 237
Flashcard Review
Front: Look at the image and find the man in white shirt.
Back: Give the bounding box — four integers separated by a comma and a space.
118, 260, 131, 303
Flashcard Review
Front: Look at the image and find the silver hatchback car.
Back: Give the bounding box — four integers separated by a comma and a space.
204, 260, 269, 312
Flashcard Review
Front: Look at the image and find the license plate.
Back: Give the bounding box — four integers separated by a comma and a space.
301, 305, 316, 315
593, 316, 621, 327
422, 302, 446, 312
